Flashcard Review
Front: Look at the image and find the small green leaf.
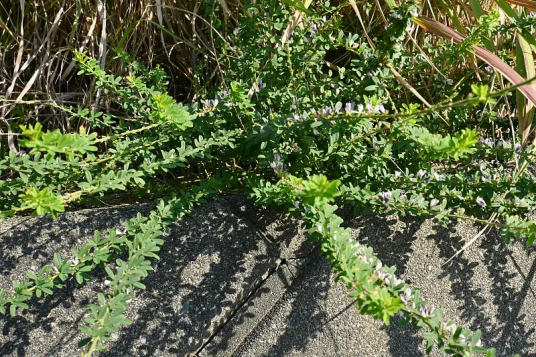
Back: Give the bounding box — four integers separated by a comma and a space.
78, 337, 92, 348
80, 325, 93, 336
281, 0, 312, 14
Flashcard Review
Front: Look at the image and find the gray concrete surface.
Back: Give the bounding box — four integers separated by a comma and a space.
1, 195, 536, 356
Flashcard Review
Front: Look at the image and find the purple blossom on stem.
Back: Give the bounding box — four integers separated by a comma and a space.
419, 304, 435, 318
417, 169, 427, 179
401, 287, 412, 305
442, 322, 458, 335
375, 103, 386, 113
380, 191, 392, 203
69, 257, 79, 266
374, 264, 391, 284
216, 90, 229, 101
321, 106, 334, 116
204, 98, 219, 110
476, 197, 486, 207
485, 65, 493, 73
254, 78, 266, 93
514, 142, 522, 152
388, 276, 404, 287
271, 153, 286, 175
311, 23, 318, 37
344, 102, 356, 114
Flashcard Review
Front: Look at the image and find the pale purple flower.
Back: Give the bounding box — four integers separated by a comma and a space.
434, 172, 445, 180
380, 191, 392, 203
401, 287, 412, 305
375, 103, 386, 113
419, 304, 435, 318
485, 65, 493, 73
311, 23, 318, 37
375, 267, 391, 283
484, 138, 493, 145
366, 102, 373, 112
430, 199, 440, 208
216, 91, 229, 101
116, 226, 127, 235
69, 257, 79, 266
271, 153, 286, 175
530, 12, 536, 18
344, 102, 356, 114
203, 98, 219, 109
417, 169, 427, 179
254, 78, 266, 93
394, 171, 402, 179
321, 107, 334, 116
388, 276, 404, 287
514, 143, 522, 152
476, 197, 486, 207
442, 322, 457, 335
357, 104, 364, 113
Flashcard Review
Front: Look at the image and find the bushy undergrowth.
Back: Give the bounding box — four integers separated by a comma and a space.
3, 0, 536, 356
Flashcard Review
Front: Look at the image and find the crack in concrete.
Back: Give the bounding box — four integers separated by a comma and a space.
193, 257, 285, 356
192, 198, 318, 356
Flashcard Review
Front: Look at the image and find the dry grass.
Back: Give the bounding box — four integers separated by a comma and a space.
0, 0, 242, 154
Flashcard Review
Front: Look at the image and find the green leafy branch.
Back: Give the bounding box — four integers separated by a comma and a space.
249, 174, 511, 357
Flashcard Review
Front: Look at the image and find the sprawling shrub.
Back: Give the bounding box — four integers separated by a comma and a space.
3, 1, 536, 356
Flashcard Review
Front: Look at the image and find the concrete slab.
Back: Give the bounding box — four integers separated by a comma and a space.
222, 214, 536, 357
1, 197, 536, 357
0, 197, 309, 356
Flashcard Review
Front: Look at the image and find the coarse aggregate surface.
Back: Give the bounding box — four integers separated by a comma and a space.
1, 195, 535, 356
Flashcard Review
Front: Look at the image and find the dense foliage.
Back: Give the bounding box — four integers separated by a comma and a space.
3, 0, 536, 355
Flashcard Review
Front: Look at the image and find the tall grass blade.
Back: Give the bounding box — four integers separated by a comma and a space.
468, 0, 495, 51
516, 32, 536, 143
503, 0, 536, 10
414, 16, 536, 110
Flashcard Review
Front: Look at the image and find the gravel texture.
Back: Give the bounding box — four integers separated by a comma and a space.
1, 197, 536, 357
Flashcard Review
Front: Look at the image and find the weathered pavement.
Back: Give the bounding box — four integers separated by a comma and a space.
1, 194, 536, 356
